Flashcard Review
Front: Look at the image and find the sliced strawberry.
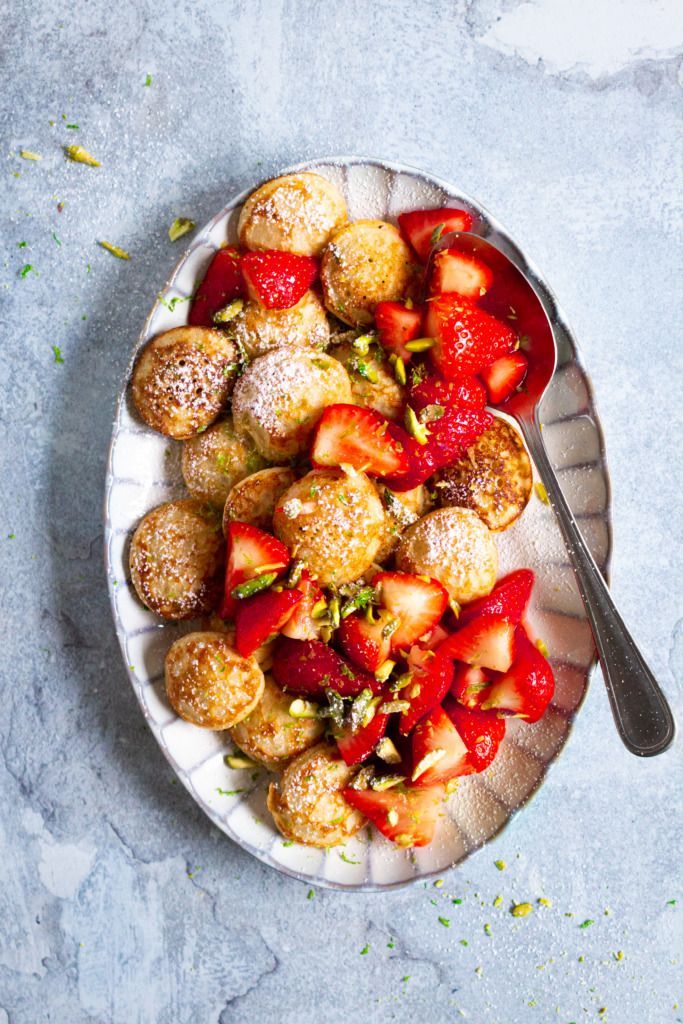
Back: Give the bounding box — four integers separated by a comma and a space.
311, 404, 409, 477
280, 571, 326, 641
374, 301, 423, 362
375, 572, 449, 651
479, 629, 554, 723
450, 663, 493, 709
381, 406, 492, 492
410, 373, 487, 413
240, 251, 318, 310
411, 705, 469, 787
480, 351, 528, 404
398, 644, 455, 736
439, 616, 516, 673
219, 522, 291, 619
188, 247, 245, 326
425, 294, 517, 379
398, 208, 474, 263
343, 783, 444, 847
338, 609, 395, 673
459, 569, 535, 628
234, 589, 302, 657
443, 698, 506, 772
429, 249, 493, 299
336, 706, 390, 766
271, 638, 381, 698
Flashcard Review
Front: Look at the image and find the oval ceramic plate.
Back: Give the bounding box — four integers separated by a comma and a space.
104, 157, 612, 891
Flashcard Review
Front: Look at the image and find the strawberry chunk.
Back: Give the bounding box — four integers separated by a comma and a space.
336, 706, 390, 766
338, 609, 395, 673
480, 351, 528, 405
450, 663, 492, 709
234, 589, 302, 657
409, 373, 487, 413
411, 705, 469, 787
479, 628, 554, 723
398, 644, 455, 736
271, 638, 381, 698
311, 404, 409, 477
188, 247, 245, 326
429, 249, 493, 299
280, 570, 326, 641
398, 208, 474, 263
439, 615, 516, 673
240, 251, 318, 309
443, 699, 506, 772
381, 406, 492, 492
343, 783, 445, 847
374, 572, 449, 651
374, 301, 423, 362
219, 522, 290, 619
459, 569, 535, 628
425, 294, 517, 379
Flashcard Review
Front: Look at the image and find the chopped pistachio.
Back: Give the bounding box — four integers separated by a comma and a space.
374, 659, 396, 684
324, 689, 346, 729
168, 217, 196, 242
378, 699, 410, 715
359, 944, 370, 955
350, 765, 374, 790
535, 637, 550, 658
386, 808, 399, 827
370, 774, 405, 792
349, 688, 375, 731
224, 753, 257, 770
538, 897, 552, 907
352, 332, 375, 355
99, 240, 130, 260
430, 224, 445, 246
493, 895, 503, 907
438, 916, 450, 928
535, 481, 550, 504
350, 356, 379, 383
484, 923, 492, 936
578, 919, 594, 929
375, 736, 401, 764
404, 405, 429, 445
394, 355, 407, 385
511, 902, 533, 918
288, 698, 320, 719
213, 298, 244, 323
327, 595, 341, 629
340, 586, 375, 618
20, 149, 41, 161
65, 144, 100, 166
405, 337, 435, 353
311, 599, 328, 619
231, 572, 277, 599
434, 878, 444, 888
19, 264, 35, 279
412, 748, 446, 781
613, 950, 624, 961
494, 859, 507, 871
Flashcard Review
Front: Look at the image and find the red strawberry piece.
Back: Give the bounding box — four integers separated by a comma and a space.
410, 373, 487, 413
343, 783, 445, 847
374, 572, 449, 651
411, 705, 470, 787
424, 294, 517, 379
336, 705, 390, 766
374, 301, 423, 362
240, 250, 318, 310
450, 663, 492, 709
234, 589, 302, 657
280, 570, 326, 641
479, 628, 554, 723
381, 407, 492, 492
480, 351, 528, 404
338, 609, 395, 673
443, 698, 506, 772
311, 404, 409, 477
398, 644, 455, 736
458, 569, 535, 628
398, 208, 474, 263
188, 247, 245, 326
439, 615, 516, 673
429, 249, 493, 300
219, 522, 290, 619
271, 638, 381, 699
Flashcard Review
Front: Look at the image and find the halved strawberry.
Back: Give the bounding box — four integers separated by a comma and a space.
280, 570, 326, 641
336, 705, 390, 766
338, 609, 395, 673
374, 301, 423, 362
411, 705, 469, 787
479, 628, 554, 723
480, 351, 528, 404
459, 569, 535, 628
343, 783, 444, 847
439, 616, 516, 673
188, 247, 245, 326
398, 644, 455, 736
219, 522, 290, 619
381, 407, 492, 492
429, 249, 493, 299
375, 572, 449, 651
240, 251, 318, 309
410, 373, 487, 413
311, 404, 409, 477
450, 663, 492, 709
425, 294, 517, 379
234, 589, 302, 657
443, 698, 506, 772
271, 638, 381, 698
398, 208, 474, 263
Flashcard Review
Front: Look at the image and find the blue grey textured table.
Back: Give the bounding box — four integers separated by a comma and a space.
1, 1, 682, 1021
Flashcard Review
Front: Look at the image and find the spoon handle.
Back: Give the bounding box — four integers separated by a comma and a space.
518, 415, 675, 756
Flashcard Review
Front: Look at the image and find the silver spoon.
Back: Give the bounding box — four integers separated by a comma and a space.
425, 230, 675, 757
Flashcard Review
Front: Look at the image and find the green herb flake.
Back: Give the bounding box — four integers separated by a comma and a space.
484, 923, 492, 936
401, 975, 410, 983
215, 787, 244, 796
99, 240, 130, 260
452, 897, 463, 905
52, 232, 61, 246
19, 264, 36, 279
430, 223, 445, 246
339, 850, 360, 865
281, 840, 293, 847
144, 73, 153, 86
66, 123, 79, 130
579, 919, 594, 929
360, 943, 370, 955
17, 241, 27, 248
667, 899, 677, 906
438, 916, 450, 928
168, 217, 196, 242
459, 939, 468, 946
307, 888, 315, 900
52, 345, 64, 364
387, 939, 395, 949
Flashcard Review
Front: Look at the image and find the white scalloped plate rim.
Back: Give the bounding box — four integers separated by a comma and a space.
104, 156, 612, 892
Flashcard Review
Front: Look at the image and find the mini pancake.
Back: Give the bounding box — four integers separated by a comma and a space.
238, 172, 348, 256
